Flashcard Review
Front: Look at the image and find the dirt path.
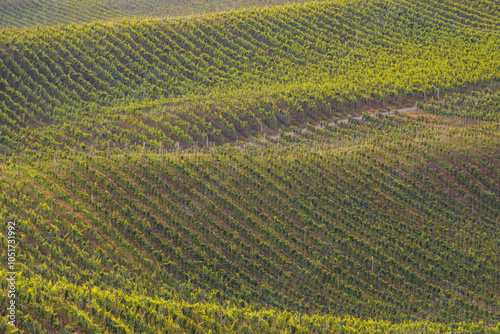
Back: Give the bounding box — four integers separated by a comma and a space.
269, 105, 418, 140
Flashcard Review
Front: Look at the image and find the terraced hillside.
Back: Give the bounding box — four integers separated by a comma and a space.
1, 0, 500, 157
1, 89, 500, 332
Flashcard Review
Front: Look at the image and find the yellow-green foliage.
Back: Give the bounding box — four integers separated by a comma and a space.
1, 0, 500, 154
0, 0, 325, 29
0, 271, 498, 333
1, 1, 500, 332
1, 93, 500, 331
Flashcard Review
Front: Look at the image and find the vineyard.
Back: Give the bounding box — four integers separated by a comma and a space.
0, 0, 326, 29
1, 0, 500, 332
1, 0, 500, 158
1, 88, 500, 332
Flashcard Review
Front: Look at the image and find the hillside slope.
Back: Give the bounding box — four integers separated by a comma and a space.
1, 90, 499, 332
1, 0, 500, 157
1, 0, 500, 332
0, 0, 324, 29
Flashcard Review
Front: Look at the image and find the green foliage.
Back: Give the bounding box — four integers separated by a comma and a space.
0, 0, 326, 29
1, 0, 500, 154
1, 0, 500, 332
2, 273, 498, 333
1, 93, 500, 331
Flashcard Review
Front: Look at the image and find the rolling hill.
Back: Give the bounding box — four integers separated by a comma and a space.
1, 90, 500, 332
1, 0, 500, 158
0, 0, 326, 29
1, 0, 500, 332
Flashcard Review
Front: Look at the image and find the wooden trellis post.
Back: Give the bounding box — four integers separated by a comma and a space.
49, 243, 53, 274
54, 148, 58, 174
18, 150, 23, 179
195, 141, 198, 163
220, 308, 224, 333
91, 191, 94, 220
90, 144, 95, 170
